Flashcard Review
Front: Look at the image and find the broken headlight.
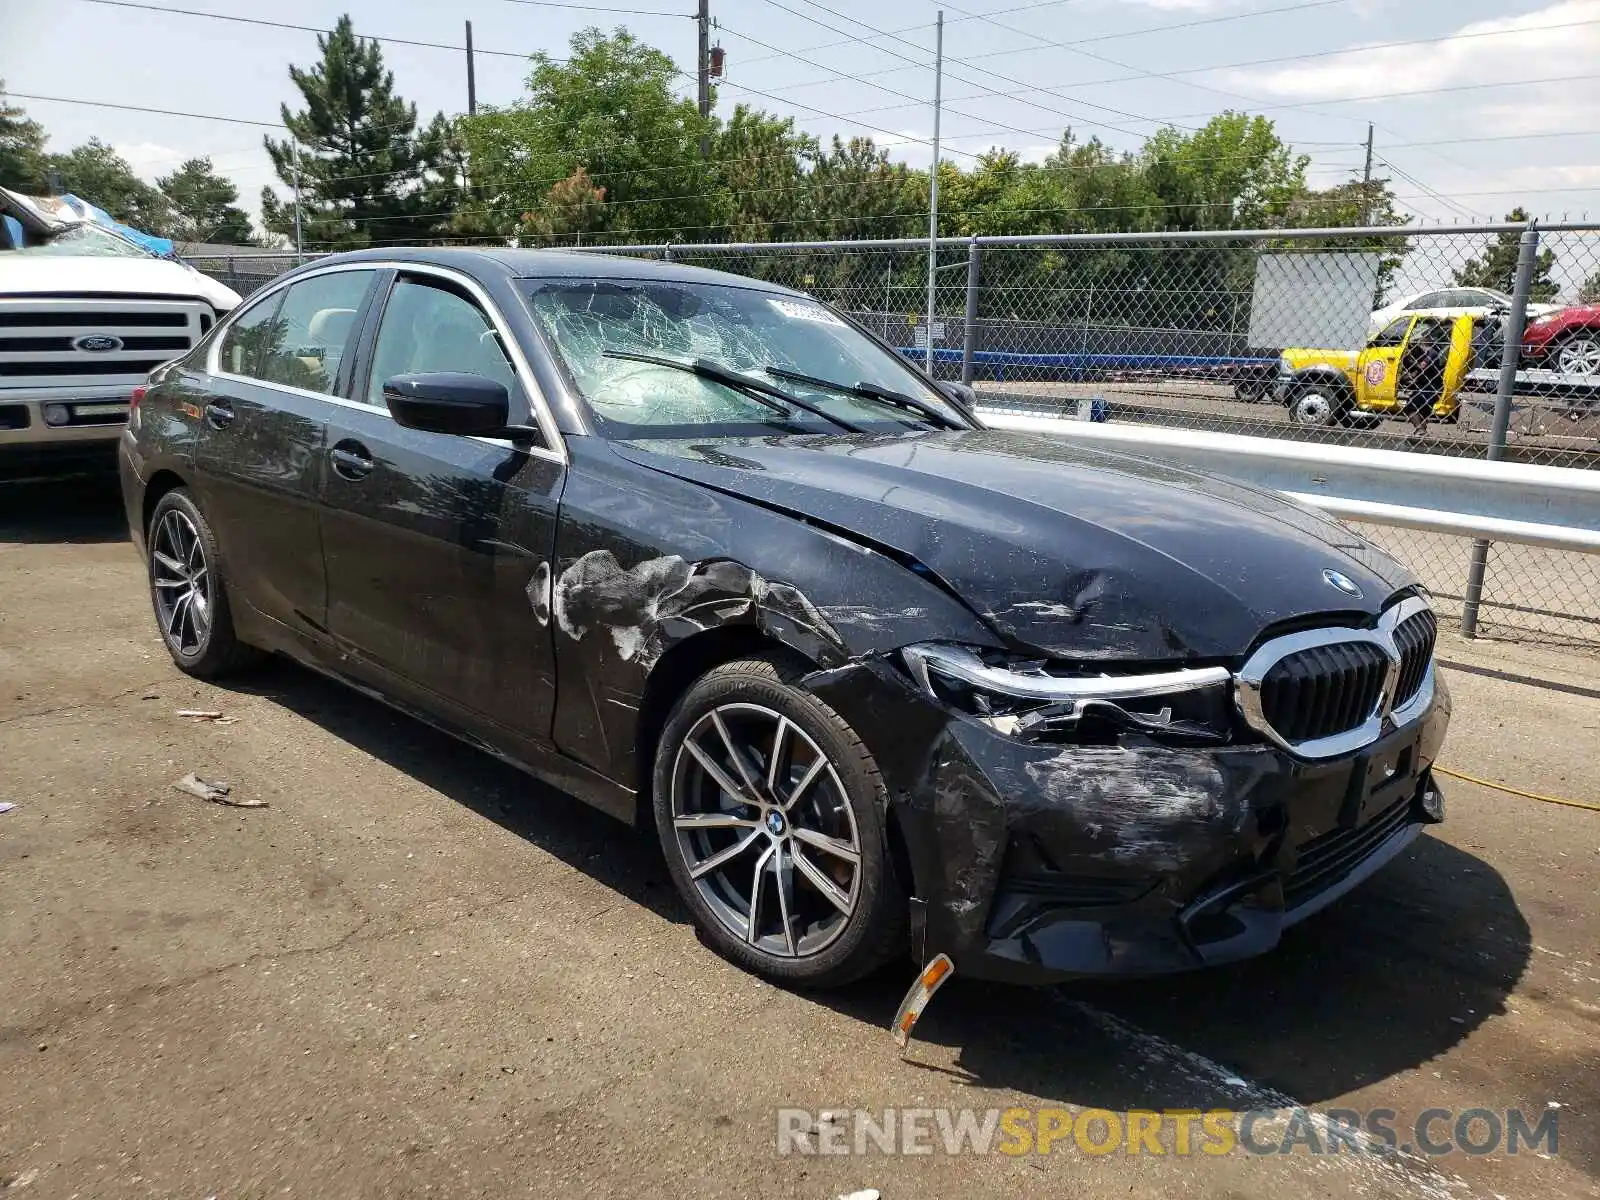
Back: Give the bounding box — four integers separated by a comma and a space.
900, 643, 1235, 745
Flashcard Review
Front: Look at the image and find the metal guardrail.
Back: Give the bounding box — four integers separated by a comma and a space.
978, 409, 1600, 636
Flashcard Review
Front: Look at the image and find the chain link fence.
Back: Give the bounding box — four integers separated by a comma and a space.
186, 224, 1600, 647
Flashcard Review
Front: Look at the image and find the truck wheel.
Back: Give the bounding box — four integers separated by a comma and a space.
1287, 384, 1348, 427
652, 656, 908, 988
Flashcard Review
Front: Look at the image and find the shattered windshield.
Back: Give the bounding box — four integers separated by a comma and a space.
524, 278, 965, 438
2, 223, 156, 258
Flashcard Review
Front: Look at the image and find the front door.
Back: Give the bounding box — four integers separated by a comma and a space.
1357, 313, 1414, 411
193, 268, 379, 636
318, 270, 565, 745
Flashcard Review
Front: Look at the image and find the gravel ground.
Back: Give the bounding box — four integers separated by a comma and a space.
1, 476, 1595, 1200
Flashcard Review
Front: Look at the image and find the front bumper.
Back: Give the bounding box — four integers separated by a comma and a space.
0, 385, 132, 475
808, 661, 1451, 984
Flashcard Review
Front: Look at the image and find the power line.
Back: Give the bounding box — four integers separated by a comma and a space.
736, 0, 1190, 140
70, 0, 548, 59
6, 90, 282, 128
1156, 73, 1600, 121
1377, 158, 1488, 223
1064, 17, 1600, 90
715, 18, 1158, 151
486, 0, 688, 15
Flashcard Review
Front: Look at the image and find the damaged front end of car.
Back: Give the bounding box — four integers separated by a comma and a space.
803, 613, 1450, 985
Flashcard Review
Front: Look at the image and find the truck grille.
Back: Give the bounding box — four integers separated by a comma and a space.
0, 297, 207, 391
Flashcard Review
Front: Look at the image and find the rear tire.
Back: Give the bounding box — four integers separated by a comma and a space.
652, 655, 908, 988
1553, 331, 1600, 377
147, 489, 261, 678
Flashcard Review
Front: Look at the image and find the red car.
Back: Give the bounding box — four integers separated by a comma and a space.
1522, 304, 1600, 375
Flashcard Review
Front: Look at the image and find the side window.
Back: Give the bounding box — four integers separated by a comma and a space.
1411, 292, 1446, 310
258, 271, 375, 395
366, 277, 521, 410
217, 289, 285, 378
1370, 315, 1413, 347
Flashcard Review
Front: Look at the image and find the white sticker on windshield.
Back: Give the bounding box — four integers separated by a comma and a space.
767, 297, 846, 327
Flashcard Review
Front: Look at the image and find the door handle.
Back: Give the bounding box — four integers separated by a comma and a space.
204, 399, 235, 430
330, 441, 373, 481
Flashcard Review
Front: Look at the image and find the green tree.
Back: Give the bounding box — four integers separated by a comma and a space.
711, 106, 816, 243
1, 83, 47, 192
1140, 112, 1308, 231
43, 139, 171, 231
460, 28, 714, 243
1579, 269, 1600, 304
262, 14, 454, 250
1453, 208, 1559, 301
157, 157, 253, 244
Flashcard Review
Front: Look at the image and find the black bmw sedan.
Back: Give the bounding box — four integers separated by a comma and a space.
119, 248, 1449, 987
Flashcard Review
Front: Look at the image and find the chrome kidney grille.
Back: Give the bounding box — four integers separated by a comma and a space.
1235, 595, 1438, 759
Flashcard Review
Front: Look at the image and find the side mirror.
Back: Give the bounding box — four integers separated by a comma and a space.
384, 372, 509, 437
937, 380, 978, 411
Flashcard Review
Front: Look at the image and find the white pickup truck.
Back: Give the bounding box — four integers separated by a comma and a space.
1, 186, 241, 478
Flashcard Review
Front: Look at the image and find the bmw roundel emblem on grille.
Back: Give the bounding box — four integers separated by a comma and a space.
73, 334, 123, 353
1322, 569, 1363, 599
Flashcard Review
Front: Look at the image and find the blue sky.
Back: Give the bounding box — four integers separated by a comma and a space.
5, 0, 1599, 228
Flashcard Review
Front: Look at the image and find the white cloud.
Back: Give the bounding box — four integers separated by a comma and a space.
1225, 0, 1600, 100
1117, 0, 1235, 9
112, 142, 191, 185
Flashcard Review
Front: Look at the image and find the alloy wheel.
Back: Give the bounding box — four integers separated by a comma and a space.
670, 702, 862, 958
151, 508, 212, 656
1555, 335, 1600, 376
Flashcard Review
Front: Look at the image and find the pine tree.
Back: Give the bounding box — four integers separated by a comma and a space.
1454, 208, 1559, 302
1, 83, 47, 192
261, 15, 454, 250
158, 157, 254, 245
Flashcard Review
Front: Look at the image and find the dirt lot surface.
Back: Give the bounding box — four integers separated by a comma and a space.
1, 476, 1596, 1200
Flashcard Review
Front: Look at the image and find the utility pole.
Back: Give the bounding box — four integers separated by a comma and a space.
924, 9, 943, 375
1361, 122, 1374, 224
697, 0, 711, 158
289, 140, 305, 264
465, 21, 478, 116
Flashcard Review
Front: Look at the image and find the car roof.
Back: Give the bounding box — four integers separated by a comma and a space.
292, 245, 801, 295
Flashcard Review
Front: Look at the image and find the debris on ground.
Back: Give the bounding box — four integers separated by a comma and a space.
172, 774, 265, 808
0, 802, 15, 815
176, 710, 234, 724
837, 1190, 880, 1200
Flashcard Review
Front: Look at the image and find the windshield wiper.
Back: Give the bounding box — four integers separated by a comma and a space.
763, 365, 966, 430
601, 351, 865, 434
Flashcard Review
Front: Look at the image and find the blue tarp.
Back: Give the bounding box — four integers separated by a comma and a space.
58, 194, 175, 257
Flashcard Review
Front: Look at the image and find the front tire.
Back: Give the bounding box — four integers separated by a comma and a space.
652, 656, 908, 988
1287, 382, 1351, 427
147, 489, 260, 678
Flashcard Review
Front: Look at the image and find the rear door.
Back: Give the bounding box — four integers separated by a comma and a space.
317, 268, 565, 745
193, 267, 380, 636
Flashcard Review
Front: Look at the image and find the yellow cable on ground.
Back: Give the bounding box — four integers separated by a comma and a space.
1434, 766, 1600, 813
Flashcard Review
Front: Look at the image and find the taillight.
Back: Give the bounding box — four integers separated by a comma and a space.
129, 385, 147, 413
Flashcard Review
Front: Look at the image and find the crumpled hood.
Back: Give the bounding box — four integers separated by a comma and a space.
0, 256, 241, 311
611, 429, 1417, 663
